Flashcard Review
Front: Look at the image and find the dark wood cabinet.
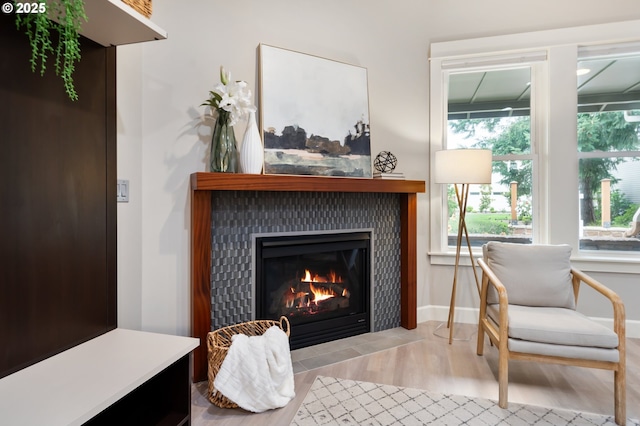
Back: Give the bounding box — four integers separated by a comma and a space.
0, 13, 117, 380
0, 11, 193, 426
0, 329, 199, 425
85, 355, 192, 426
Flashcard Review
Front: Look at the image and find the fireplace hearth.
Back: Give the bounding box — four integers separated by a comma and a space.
255, 232, 371, 349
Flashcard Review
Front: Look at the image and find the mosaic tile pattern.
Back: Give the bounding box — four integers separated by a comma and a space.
209, 191, 401, 334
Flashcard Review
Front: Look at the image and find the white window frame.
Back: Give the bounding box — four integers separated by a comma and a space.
429, 19, 640, 273
440, 63, 544, 249
576, 43, 640, 254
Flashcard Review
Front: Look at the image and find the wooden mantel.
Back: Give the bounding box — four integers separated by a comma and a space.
190, 173, 426, 382
191, 172, 426, 193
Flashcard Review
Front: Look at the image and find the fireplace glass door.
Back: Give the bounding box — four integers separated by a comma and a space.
255, 232, 370, 349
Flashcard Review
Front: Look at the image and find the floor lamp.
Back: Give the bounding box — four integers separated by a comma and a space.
433, 149, 492, 344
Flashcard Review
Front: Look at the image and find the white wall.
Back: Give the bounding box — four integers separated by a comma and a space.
117, 44, 143, 330
117, 0, 640, 337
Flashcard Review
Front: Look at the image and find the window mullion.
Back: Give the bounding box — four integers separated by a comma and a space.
547, 45, 579, 248
492, 154, 535, 161
578, 150, 640, 159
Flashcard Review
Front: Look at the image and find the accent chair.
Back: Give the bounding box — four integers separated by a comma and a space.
476, 242, 626, 425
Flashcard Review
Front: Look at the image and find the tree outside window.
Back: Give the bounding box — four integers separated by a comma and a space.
447, 116, 533, 245
578, 111, 639, 226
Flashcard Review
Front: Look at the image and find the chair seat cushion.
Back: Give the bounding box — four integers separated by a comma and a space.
507, 338, 620, 362
487, 304, 619, 349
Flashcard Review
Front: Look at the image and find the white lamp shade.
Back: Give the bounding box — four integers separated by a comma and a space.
433, 149, 492, 184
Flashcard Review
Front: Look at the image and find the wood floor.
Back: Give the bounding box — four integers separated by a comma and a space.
191, 321, 639, 425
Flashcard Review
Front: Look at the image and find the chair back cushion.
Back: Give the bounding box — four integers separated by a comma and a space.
483, 242, 576, 309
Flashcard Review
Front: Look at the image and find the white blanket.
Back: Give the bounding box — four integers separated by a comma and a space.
213, 325, 295, 412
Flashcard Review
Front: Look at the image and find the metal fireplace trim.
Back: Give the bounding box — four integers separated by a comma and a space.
250, 228, 375, 343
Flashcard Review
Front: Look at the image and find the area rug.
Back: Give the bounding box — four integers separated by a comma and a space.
290, 375, 638, 426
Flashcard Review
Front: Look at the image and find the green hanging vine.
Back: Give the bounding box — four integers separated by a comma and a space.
16, 0, 88, 101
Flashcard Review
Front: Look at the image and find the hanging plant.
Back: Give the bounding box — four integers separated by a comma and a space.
15, 0, 88, 101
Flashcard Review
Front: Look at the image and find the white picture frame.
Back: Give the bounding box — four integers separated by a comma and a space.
259, 44, 372, 177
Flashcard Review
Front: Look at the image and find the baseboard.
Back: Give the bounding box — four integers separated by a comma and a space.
417, 305, 640, 338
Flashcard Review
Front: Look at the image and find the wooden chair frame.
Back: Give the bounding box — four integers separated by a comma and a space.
476, 258, 626, 425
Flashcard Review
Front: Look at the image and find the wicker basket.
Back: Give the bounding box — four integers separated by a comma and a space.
122, 0, 152, 18
207, 316, 291, 408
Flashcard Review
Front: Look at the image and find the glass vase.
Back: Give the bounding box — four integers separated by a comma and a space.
210, 111, 237, 173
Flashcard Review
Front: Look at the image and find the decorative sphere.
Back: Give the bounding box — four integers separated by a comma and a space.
373, 151, 397, 173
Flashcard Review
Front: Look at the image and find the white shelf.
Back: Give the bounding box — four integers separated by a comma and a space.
0, 329, 199, 426
67, 0, 167, 47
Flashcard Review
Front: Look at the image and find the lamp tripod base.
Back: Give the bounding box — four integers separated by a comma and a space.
436, 183, 482, 344
432, 321, 476, 342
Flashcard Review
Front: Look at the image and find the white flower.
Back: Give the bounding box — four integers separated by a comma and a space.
220, 66, 231, 85
202, 66, 256, 126
215, 80, 256, 126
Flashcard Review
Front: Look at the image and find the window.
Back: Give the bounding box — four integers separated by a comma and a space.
576, 51, 640, 252
445, 67, 536, 246
430, 19, 640, 271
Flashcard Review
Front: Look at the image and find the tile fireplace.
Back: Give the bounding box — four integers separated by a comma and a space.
190, 173, 424, 381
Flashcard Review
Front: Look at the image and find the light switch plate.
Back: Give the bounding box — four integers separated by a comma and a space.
117, 179, 129, 202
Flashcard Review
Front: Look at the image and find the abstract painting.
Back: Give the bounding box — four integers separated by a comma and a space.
259, 44, 372, 177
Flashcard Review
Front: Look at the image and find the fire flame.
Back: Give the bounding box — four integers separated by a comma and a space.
284, 288, 309, 308
302, 269, 342, 283
309, 282, 335, 302
302, 269, 344, 303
